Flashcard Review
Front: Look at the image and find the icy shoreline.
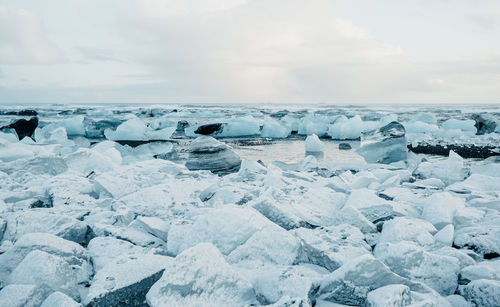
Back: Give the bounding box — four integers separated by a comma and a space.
0, 105, 499, 306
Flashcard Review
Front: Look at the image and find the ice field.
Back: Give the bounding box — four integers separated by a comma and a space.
0, 104, 499, 306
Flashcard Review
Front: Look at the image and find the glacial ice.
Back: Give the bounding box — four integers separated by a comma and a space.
305, 134, 324, 152
357, 121, 407, 164
261, 117, 291, 138
146, 243, 257, 306
0, 105, 499, 306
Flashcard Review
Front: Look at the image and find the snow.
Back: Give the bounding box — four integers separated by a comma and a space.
305, 134, 323, 152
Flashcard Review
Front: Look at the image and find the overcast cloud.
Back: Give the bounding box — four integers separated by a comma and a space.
0, 0, 499, 104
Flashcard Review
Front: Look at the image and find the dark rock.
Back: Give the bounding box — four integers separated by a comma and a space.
408, 143, 500, 159
1, 109, 38, 116
194, 123, 223, 135
338, 143, 352, 150
29, 196, 53, 209
472, 114, 497, 135
3, 117, 38, 140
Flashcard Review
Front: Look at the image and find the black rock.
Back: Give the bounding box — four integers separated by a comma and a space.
408, 143, 500, 159
5, 117, 39, 140
1, 109, 38, 116
338, 143, 352, 150
194, 123, 223, 135
472, 114, 497, 135
29, 197, 53, 209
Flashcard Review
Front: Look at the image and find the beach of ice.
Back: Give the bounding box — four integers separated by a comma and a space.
0, 104, 499, 306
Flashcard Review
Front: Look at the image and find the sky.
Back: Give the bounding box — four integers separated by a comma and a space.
0, 0, 499, 104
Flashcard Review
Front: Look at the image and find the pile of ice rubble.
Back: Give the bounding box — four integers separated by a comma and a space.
0, 123, 500, 306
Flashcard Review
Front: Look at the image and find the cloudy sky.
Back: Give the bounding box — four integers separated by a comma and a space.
0, 0, 499, 104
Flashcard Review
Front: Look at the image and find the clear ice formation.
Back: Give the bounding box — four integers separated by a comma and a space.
0, 105, 499, 306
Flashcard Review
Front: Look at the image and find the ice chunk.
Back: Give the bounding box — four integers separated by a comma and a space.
83, 254, 173, 306
185, 136, 241, 174
472, 114, 497, 135
104, 116, 149, 141
298, 115, 330, 136
130, 216, 170, 241
446, 295, 473, 307
186, 116, 261, 138
7, 250, 84, 300
1, 211, 93, 246
343, 188, 414, 225
327, 115, 363, 140
366, 284, 412, 307
227, 225, 301, 265
434, 224, 455, 246
235, 264, 328, 305
460, 279, 500, 307
146, 243, 257, 306
0, 284, 50, 307
378, 217, 437, 246
104, 116, 176, 141
403, 121, 439, 134
447, 174, 500, 194
167, 207, 276, 256
421, 192, 465, 229
308, 254, 422, 306
357, 121, 407, 164
87, 236, 148, 271
454, 219, 500, 258
0, 139, 35, 162
261, 117, 290, 138
305, 134, 324, 152
374, 241, 460, 295
58, 115, 86, 136
292, 224, 372, 271
91, 223, 165, 248
0, 131, 18, 142
34, 126, 70, 145
442, 119, 477, 133
40, 292, 81, 307
460, 260, 500, 282
0, 233, 92, 286
414, 150, 468, 185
